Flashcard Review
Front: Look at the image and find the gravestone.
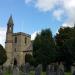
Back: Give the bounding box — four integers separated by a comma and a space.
59, 62, 64, 72
73, 71, 75, 75
35, 64, 42, 75
0, 69, 3, 75
56, 63, 64, 75
46, 65, 55, 75
46, 63, 64, 75
13, 66, 20, 75
46, 65, 50, 75
71, 65, 75, 74
57, 68, 65, 75
23, 63, 30, 75
0, 67, 3, 75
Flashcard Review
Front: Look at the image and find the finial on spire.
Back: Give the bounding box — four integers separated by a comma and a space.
7, 15, 14, 25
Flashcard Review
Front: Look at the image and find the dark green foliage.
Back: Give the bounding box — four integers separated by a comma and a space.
33, 29, 56, 70
0, 44, 7, 65
55, 26, 75, 71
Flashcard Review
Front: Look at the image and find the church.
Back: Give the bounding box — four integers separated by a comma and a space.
5, 16, 33, 67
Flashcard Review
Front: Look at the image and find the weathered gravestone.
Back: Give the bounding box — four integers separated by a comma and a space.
46, 65, 52, 75
35, 64, 42, 75
0, 67, 3, 75
56, 63, 64, 75
13, 66, 20, 75
54, 63, 59, 75
46, 63, 64, 75
46, 64, 55, 75
57, 68, 64, 75
71, 65, 75, 75
0, 69, 3, 75
46, 65, 50, 75
73, 71, 75, 75
59, 62, 64, 72
23, 63, 30, 75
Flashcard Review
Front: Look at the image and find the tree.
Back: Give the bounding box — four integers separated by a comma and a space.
0, 44, 7, 66
33, 29, 56, 70
55, 26, 75, 71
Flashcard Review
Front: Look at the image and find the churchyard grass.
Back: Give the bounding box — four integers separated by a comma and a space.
29, 71, 46, 75
4, 71, 71, 75
29, 71, 71, 75
65, 72, 72, 75
4, 71, 12, 75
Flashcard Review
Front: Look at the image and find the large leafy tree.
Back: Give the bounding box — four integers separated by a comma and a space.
55, 26, 75, 71
0, 44, 7, 66
33, 29, 56, 69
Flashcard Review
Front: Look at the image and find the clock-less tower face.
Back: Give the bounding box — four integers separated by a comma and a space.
9, 26, 11, 31
7, 24, 13, 33
9, 25, 12, 32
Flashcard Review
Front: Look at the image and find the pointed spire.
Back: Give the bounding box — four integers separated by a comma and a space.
7, 15, 14, 25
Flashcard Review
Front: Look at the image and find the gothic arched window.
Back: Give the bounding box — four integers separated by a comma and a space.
25, 37, 27, 44
15, 37, 17, 43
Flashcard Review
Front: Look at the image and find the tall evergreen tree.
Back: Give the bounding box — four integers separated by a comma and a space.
33, 29, 56, 69
55, 26, 75, 71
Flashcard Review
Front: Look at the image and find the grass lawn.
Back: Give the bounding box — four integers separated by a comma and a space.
29, 71, 72, 75
4, 71, 72, 75
65, 72, 72, 75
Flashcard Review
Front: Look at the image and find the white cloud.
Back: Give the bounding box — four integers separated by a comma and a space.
31, 31, 40, 40
53, 9, 64, 21
0, 26, 6, 47
63, 0, 75, 10
25, 0, 32, 4
25, 0, 75, 27
62, 23, 74, 27
62, 0, 75, 27
35, 0, 58, 12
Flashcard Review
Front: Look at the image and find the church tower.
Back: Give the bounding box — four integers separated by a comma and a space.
4, 16, 32, 67
5, 16, 14, 66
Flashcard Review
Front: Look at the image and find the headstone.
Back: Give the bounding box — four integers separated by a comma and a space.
46, 63, 64, 75
23, 63, 30, 75
73, 71, 75, 75
46, 64, 56, 75
46, 65, 50, 75
35, 64, 42, 75
57, 68, 65, 75
2, 67, 5, 74
59, 62, 64, 72
13, 66, 20, 75
56, 63, 64, 75
0, 66, 3, 75
71, 65, 75, 74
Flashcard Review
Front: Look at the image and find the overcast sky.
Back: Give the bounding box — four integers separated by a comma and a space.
0, 0, 75, 46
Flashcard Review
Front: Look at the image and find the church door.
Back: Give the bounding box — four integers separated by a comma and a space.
14, 58, 17, 66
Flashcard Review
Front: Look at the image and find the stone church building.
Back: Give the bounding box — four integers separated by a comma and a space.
5, 16, 32, 67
